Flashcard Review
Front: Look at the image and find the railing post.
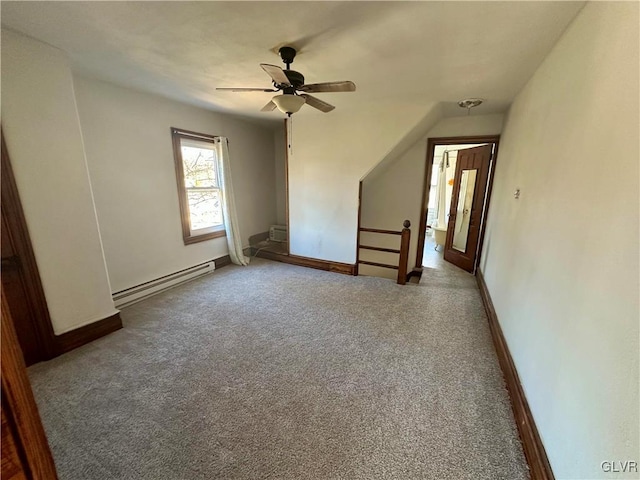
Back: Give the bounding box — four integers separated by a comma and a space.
397, 219, 411, 285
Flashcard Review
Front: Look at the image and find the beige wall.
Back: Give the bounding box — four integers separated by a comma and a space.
289, 102, 439, 264
360, 114, 502, 279
1, 29, 117, 334
426, 114, 504, 139
480, 3, 639, 478
73, 76, 277, 293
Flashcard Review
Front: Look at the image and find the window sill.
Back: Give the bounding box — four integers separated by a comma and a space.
183, 229, 226, 245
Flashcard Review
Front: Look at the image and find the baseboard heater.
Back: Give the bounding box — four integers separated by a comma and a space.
112, 260, 216, 308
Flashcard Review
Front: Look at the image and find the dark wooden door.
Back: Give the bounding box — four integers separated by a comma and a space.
1, 211, 42, 366
1, 288, 58, 479
1, 132, 56, 366
444, 144, 493, 273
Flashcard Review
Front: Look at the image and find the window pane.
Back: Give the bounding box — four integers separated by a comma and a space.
181, 140, 218, 188
187, 189, 223, 231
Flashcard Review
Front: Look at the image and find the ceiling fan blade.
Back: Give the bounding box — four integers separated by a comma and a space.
299, 81, 356, 93
261, 100, 277, 112
216, 87, 277, 92
260, 64, 292, 86
300, 94, 335, 113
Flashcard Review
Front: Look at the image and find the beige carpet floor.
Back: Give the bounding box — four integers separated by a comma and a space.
28, 257, 528, 479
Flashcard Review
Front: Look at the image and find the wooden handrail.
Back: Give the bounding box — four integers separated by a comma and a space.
358, 260, 399, 270
359, 245, 401, 254
359, 227, 402, 235
357, 219, 411, 285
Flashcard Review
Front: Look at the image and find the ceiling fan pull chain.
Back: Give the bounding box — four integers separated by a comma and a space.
288, 116, 294, 157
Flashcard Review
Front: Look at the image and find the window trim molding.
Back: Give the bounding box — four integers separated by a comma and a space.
171, 127, 226, 245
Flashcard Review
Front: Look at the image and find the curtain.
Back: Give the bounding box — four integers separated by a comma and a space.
435, 151, 448, 228
215, 137, 249, 266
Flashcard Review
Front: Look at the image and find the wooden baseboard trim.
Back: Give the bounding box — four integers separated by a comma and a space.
476, 270, 554, 480
55, 312, 123, 355
215, 254, 232, 269
255, 250, 356, 276
248, 231, 269, 246
408, 268, 423, 281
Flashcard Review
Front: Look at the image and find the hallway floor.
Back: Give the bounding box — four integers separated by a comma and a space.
422, 233, 447, 269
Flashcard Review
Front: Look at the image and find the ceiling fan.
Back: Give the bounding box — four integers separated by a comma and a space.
216, 46, 356, 116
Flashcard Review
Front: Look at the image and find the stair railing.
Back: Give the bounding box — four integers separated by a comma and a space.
357, 220, 411, 285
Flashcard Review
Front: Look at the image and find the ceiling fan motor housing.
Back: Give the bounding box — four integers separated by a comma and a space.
283, 70, 304, 89
279, 46, 297, 66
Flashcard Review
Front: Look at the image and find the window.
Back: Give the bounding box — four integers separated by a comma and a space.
171, 128, 225, 244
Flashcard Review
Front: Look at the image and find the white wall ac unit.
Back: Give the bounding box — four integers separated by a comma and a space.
269, 225, 287, 242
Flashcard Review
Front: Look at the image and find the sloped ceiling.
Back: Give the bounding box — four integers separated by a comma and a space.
1, 1, 584, 122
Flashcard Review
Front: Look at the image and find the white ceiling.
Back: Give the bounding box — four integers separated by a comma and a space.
1, 1, 584, 123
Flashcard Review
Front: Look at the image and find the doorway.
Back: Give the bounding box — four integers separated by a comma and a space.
249, 119, 290, 258
416, 136, 499, 274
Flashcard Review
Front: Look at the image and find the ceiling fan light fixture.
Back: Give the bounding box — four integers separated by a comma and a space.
272, 94, 306, 115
